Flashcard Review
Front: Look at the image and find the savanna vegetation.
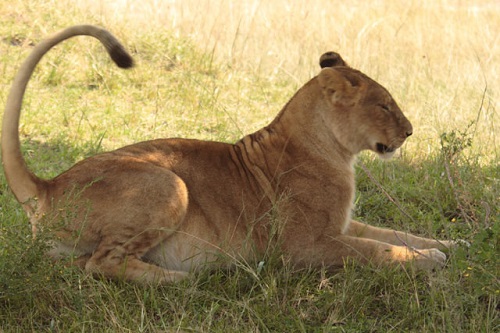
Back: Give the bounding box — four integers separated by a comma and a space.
0, 1, 498, 332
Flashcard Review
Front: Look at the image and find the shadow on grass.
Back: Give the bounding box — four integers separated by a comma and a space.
19, 136, 106, 179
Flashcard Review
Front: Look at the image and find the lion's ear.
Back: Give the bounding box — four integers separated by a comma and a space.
319, 52, 347, 68
318, 68, 364, 107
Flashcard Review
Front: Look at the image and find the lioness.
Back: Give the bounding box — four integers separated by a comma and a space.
2, 25, 457, 283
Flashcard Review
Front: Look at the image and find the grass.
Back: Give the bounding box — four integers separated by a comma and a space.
0, 0, 499, 332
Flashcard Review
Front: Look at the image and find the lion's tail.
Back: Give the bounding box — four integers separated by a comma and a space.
1, 25, 133, 205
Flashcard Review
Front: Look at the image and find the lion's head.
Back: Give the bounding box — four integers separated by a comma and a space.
317, 52, 412, 159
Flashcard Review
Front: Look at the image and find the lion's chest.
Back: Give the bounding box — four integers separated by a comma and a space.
274, 166, 355, 239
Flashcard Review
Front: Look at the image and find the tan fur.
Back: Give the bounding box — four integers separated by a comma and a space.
2, 26, 458, 283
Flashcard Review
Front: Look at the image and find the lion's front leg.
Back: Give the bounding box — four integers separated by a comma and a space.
345, 220, 456, 250
292, 234, 447, 270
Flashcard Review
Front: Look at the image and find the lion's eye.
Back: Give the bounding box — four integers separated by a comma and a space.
379, 104, 390, 112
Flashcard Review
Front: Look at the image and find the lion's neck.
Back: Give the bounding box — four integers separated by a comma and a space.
264, 78, 356, 166
233, 78, 357, 200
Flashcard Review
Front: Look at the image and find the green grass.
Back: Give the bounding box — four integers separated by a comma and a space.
0, 0, 499, 332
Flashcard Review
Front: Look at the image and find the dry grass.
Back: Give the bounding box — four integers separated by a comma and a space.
2, 0, 498, 161
78, 0, 500, 159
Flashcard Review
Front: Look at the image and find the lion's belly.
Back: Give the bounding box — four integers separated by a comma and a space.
144, 224, 254, 272
143, 238, 207, 272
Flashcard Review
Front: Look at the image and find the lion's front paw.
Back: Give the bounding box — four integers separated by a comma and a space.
413, 248, 446, 270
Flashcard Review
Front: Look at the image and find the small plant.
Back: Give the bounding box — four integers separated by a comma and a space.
438, 121, 481, 226
439, 121, 474, 161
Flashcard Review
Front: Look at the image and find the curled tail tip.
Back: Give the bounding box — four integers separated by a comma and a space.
110, 45, 134, 68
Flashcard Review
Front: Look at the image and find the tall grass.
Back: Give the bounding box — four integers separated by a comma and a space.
0, 0, 498, 332
76, 0, 500, 160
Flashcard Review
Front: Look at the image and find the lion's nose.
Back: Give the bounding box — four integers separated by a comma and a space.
402, 118, 413, 138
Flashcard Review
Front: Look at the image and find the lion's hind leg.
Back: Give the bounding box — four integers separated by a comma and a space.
74, 164, 190, 283
84, 241, 188, 283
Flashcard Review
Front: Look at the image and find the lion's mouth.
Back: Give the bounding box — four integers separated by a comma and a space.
376, 143, 395, 154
